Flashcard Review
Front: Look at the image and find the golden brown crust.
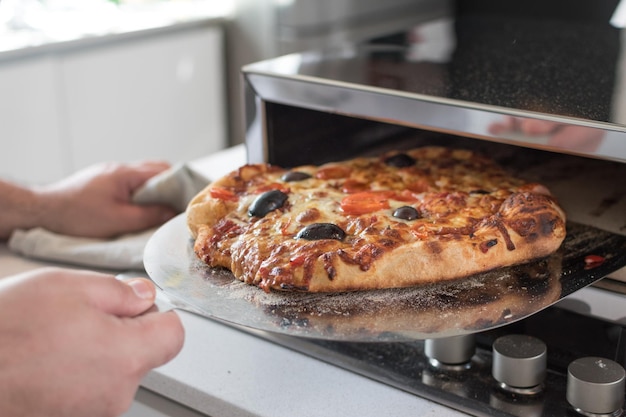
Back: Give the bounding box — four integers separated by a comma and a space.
187, 146, 567, 293
260, 254, 563, 337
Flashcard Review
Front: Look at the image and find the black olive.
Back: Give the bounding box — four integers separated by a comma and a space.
281, 171, 312, 182
384, 153, 416, 168
296, 223, 346, 241
248, 189, 288, 218
470, 189, 490, 195
392, 206, 420, 220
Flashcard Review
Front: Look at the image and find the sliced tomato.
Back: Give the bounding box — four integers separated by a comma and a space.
315, 165, 351, 180
254, 182, 290, 194
393, 189, 420, 202
584, 254, 605, 264
340, 191, 393, 215
341, 179, 369, 193
406, 180, 430, 193
209, 187, 238, 202
584, 254, 605, 269
289, 254, 306, 267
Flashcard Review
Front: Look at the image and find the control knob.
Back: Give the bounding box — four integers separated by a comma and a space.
424, 334, 475, 371
492, 334, 547, 395
566, 356, 625, 416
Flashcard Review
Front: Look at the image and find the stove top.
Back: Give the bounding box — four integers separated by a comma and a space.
252, 304, 626, 417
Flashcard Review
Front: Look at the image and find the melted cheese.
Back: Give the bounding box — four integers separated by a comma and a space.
193, 146, 560, 292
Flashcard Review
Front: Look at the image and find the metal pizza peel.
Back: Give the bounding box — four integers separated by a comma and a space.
143, 214, 626, 342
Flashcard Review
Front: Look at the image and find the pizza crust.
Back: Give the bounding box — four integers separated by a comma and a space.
257, 254, 563, 338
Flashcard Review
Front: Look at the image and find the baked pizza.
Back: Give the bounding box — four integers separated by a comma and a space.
186, 146, 567, 293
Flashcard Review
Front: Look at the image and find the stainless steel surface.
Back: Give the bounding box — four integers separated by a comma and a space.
143, 214, 626, 342
244, 65, 626, 163
492, 335, 547, 390
425, 334, 475, 367
566, 357, 626, 415
243, 7, 626, 165
247, 305, 626, 417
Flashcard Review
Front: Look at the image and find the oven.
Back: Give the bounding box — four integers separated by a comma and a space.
238, 2, 626, 416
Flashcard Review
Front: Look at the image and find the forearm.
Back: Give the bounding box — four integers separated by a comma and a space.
0, 180, 48, 240
0, 161, 176, 240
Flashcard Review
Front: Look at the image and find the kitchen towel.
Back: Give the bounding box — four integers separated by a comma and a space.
132, 163, 209, 213
8, 164, 209, 271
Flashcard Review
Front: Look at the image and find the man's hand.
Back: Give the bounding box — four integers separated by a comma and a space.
35, 161, 178, 238
0, 268, 185, 417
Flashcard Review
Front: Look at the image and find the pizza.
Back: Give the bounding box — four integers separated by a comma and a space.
186, 146, 567, 293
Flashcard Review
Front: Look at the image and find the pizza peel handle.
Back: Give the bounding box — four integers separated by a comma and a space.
153, 287, 206, 316
116, 271, 204, 316
143, 214, 626, 342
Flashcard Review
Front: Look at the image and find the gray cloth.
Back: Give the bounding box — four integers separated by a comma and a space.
8, 164, 209, 270
8, 228, 155, 270
132, 164, 209, 212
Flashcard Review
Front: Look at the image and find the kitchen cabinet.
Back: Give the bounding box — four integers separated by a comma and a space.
63, 25, 226, 170
0, 55, 68, 184
0, 22, 226, 185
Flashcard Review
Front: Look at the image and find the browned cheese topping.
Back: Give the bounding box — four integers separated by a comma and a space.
192, 147, 566, 292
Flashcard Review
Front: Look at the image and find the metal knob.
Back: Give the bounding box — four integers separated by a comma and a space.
425, 334, 475, 371
492, 334, 547, 394
566, 356, 625, 415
